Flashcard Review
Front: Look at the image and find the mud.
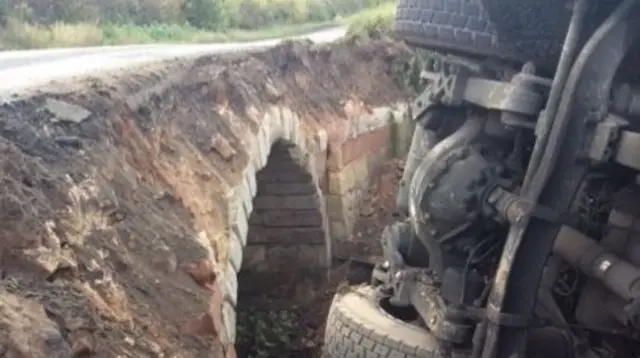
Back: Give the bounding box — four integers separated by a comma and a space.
0, 36, 414, 357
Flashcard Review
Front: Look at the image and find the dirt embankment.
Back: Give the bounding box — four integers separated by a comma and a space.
0, 37, 414, 357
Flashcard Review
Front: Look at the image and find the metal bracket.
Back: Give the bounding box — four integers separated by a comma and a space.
588, 113, 629, 162
373, 222, 420, 306
608, 127, 640, 172
411, 272, 475, 344
411, 61, 548, 122
587, 113, 640, 171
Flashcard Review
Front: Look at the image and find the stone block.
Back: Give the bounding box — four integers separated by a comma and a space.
314, 152, 327, 182
234, 185, 253, 218
329, 220, 348, 241
265, 244, 328, 269
326, 171, 342, 194
327, 157, 369, 194
45, 97, 91, 123
341, 188, 367, 231
254, 126, 269, 170
241, 246, 266, 270
256, 182, 316, 196
326, 144, 344, 171
256, 170, 313, 183
280, 108, 292, 141
338, 127, 390, 169
228, 231, 243, 271
258, 156, 300, 170
265, 108, 282, 140
349, 108, 390, 136
230, 205, 248, 247
253, 194, 320, 210
328, 126, 389, 171
221, 301, 236, 344
249, 209, 323, 227
325, 194, 345, 219
244, 165, 257, 198
289, 111, 302, 145
246, 227, 326, 245
224, 262, 238, 307
210, 134, 237, 161
315, 129, 328, 152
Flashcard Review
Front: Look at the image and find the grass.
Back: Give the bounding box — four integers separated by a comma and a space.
345, 2, 394, 38
0, 2, 396, 50
100, 21, 336, 45
0, 18, 337, 50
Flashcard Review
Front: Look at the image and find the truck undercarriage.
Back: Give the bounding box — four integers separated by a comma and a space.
323, 0, 640, 357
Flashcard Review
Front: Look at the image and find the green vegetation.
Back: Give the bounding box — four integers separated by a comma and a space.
345, 2, 394, 38
236, 307, 300, 358
0, 0, 391, 49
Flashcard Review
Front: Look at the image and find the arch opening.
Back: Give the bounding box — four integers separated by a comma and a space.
235, 139, 330, 357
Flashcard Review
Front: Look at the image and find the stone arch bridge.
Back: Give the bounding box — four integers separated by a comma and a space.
0, 39, 416, 357
220, 103, 410, 344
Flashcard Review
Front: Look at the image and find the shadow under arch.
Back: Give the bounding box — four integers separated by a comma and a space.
234, 138, 331, 357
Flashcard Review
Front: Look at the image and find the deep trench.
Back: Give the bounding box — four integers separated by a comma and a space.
235, 140, 330, 358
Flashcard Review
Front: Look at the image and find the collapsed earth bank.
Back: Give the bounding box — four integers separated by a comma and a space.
0, 36, 417, 357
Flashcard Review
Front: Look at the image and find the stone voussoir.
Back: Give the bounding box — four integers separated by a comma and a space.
221, 300, 236, 344
228, 230, 243, 271
243, 164, 257, 199
228, 200, 249, 248
234, 183, 253, 219
223, 261, 238, 307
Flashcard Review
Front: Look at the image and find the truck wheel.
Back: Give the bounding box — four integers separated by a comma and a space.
394, 0, 570, 69
481, 0, 572, 67
323, 285, 437, 357
395, 0, 515, 60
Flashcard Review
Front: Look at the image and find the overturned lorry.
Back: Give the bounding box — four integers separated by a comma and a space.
323, 0, 640, 357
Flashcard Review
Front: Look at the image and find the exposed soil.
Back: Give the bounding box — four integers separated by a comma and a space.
0, 37, 415, 358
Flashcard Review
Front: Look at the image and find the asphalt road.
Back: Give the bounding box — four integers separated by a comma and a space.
0, 27, 346, 93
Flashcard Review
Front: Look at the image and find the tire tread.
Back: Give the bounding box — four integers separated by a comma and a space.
323, 287, 433, 358
395, 0, 503, 57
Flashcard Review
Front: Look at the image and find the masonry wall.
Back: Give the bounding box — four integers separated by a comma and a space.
243, 141, 328, 273
221, 104, 412, 345
323, 105, 411, 257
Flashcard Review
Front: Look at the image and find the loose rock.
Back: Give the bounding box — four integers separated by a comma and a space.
45, 98, 91, 123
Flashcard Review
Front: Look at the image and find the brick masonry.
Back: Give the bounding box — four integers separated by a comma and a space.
324, 105, 413, 257
244, 141, 328, 273
220, 103, 411, 345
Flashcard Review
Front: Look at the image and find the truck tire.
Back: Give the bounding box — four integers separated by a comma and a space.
482, 0, 572, 66
394, 0, 571, 68
323, 285, 437, 358
395, 0, 514, 60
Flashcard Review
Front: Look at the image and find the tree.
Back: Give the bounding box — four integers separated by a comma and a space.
0, 3, 7, 26
182, 0, 228, 30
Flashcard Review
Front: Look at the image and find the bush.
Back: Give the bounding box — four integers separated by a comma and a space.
182, 0, 228, 30
2, 0, 387, 30
1, 18, 103, 48
346, 2, 394, 38
101, 22, 215, 44
0, 0, 393, 48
